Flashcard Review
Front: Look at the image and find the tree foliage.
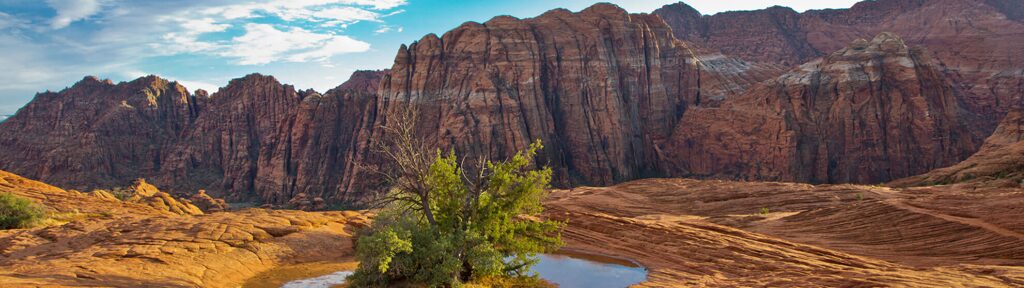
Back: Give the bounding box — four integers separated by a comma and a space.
349, 110, 563, 287
0, 193, 45, 229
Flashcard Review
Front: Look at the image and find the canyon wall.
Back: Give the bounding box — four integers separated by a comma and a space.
659, 33, 984, 183
655, 0, 1024, 127
0, 1, 1019, 204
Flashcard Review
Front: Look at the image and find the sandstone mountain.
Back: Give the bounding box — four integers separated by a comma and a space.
354, 3, 779, 190
0, 76, 199, 190
0, 4, 776, 203
655, 0, 1024, 127
0, 1, 1021, 205
659, 33, 984, 184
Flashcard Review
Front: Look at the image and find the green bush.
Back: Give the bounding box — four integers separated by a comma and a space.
348, 141, 563, 287
0, 193, 46, 229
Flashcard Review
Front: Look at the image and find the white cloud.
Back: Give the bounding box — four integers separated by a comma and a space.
157, 17, 231, 54
374, 24, 402, 34
154, 0, 402, 63
199, 0, 401, 22
286, 34, 371, 63
314, 6, 382, 24
181, 18, 230, 34
177, 79, 221, 93
46, 0, 102, 29
223, 23, 370, 65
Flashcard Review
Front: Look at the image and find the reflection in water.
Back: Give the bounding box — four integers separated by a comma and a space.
265, 251, 646, 288
280, 271, 353, 288
528, 251, 648, 288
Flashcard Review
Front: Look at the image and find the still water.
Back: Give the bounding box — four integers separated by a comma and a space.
528, 250, 648, 288
254, 250, 647, 288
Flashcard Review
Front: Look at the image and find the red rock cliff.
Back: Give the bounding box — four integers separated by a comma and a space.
659, 33, 985, 184
655, 0, 1024, 127
352, 4, 776, 188
0, 76, 199, 189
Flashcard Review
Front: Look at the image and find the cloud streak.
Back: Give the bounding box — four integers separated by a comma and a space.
224, 23, 370, 65
46, 0, 102, 29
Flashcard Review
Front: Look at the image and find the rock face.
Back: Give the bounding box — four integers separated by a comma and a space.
655, 0, 1024, 126
0, 2, 1019, 203
250, 70, 384, 203
0, 71, 386, 203
892, 107, 1024, 187
352, 4, 777, 189
0, 76, 199, 190
659, 33, 984, 183
156, 74, 307, 201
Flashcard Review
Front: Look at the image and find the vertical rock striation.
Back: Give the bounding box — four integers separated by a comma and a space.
660, 33, 984, 184
0, 76, 199, 190
358, 4, 775, 188
655, 0, 1024, 127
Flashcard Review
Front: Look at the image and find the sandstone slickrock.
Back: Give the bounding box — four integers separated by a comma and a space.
659, 33, 984, 183
0, 169, 370, 287
190, 190, 228, 213
6, 168, 1024, 287
655, 0, 1024, 127
545, 178, 1024, 286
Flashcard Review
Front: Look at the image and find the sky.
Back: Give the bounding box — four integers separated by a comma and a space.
0, 0, 862, 117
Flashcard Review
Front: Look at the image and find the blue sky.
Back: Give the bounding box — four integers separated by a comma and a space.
0, 0, 860, 117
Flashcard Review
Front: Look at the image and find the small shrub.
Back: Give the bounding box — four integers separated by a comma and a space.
0, 193, 46, 229
759, 207, 770, 215
995, 170, 1009, 179
856, 193, 864, 201
109, 187, 134, 200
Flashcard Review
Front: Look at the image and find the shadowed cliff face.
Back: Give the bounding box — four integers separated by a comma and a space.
0, 71, 385, 203
655, 0, 1024, 127
891, 107, 1024, 187
660, 33, 985, 184
0, 76, 200, 190
153, 72, 384, 202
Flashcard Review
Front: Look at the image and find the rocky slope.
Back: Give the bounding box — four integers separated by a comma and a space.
655, 0, 1024, 127
659, 33, 984, 183
891, 107, 1024, 187
547, 178, 1024, 286
4, 167, 1024, 287
0, 76, 200, 190
0, 169, 370, 287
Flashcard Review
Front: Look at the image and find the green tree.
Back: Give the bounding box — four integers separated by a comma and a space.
349, 111, 563, 287
0, 193, 45, 229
